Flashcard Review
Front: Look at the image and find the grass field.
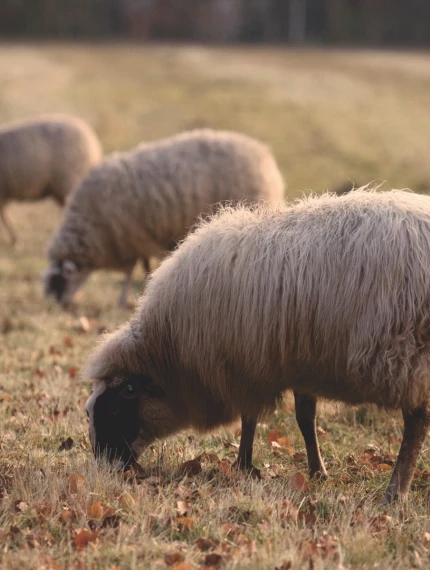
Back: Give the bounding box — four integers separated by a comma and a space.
1, 43, 430, 570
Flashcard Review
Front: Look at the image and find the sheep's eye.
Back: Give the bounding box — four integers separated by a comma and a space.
118, 383, 137, 399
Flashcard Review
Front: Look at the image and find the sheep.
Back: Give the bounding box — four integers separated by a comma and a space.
43, 129, 284, 307
85, 189, 430, 503
0, 114, 102, 245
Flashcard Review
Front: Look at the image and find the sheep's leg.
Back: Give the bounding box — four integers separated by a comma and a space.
0, 207, 17, 246
294, 392, 327, 478
382, 403, 430, 503
118, 266, 135, 308
233, 416, 261, 479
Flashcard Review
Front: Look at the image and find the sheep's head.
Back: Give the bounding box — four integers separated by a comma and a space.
42, 260, 90, 306
86, 374, 178, 468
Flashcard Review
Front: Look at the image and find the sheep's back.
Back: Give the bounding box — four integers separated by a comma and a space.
0, 115, 101, 204
125, 130, 284, 246
139, 190, 430, 413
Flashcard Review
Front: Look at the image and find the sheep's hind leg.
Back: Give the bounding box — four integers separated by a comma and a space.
118, 266, 135, 308
0, 207, 17, 246
294, 392, 327, 479
233, 416, 261, 479
382, 403, 430, 504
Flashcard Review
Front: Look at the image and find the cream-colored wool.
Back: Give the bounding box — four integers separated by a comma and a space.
87, 189, 430, 417
0, 114, 102, 243
45, 129, 284, 304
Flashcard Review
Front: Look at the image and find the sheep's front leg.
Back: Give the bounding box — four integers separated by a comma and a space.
118, 266, 135, 308
0, 207, 17, 246
294, 392, 327, 478
383, 403, 430, 503
233, 416, 261, 478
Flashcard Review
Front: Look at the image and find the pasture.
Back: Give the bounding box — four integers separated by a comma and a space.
1, 43, 430, 569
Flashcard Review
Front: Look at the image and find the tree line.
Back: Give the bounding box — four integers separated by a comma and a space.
0, 0, 429, 46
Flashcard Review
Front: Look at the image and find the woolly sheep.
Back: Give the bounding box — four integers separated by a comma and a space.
0, 114, 102, 245
85, 189, 430, 503
43, 129, 284, 307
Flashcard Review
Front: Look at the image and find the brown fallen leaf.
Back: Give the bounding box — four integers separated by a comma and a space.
287, 472, 309, 492
174, 516, 194, 532
218, 459, 232, 478
423, 531, 430, 545
179, 459, 202, 477
58, 437, 74, 452
164, 553, 184, 566
68, 472, 85, 493
204, 553, 223, 567
87, 500, 116, 520
59, 508, 76, 525
267, 429, 280, 443
171, 563, 192, 570
195, 537, 219, 552
73, 528, 98, 550
376, 463, 392, 471
68, 367, 78, 378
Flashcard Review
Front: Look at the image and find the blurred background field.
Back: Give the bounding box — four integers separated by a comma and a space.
1, 2, 430, 568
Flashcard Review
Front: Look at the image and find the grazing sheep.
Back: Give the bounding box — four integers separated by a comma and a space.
0, 114, 102, 245
43, 129, 284, 307
85, 189, 430, 503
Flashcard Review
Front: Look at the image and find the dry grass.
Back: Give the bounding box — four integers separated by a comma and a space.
1, 43, 430, 570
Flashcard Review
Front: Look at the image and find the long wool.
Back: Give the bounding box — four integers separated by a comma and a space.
48, 129, 284, 270
86, 190, 430, 429
0, 114, 102, 206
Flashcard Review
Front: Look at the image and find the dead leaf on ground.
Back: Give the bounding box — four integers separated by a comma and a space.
174, 516, 195, 532
287, 472, 309, 492
171, 562, 192, 570
60, 508, 77, 525
195, 537, 219, 552
58, 437, 74, 452
68, 366, 78, 378
218, 459, 232, 478
221, 522, 245, 538
179, 458, 202, 477
204, 553, 223, 567
73, 528, 99, 550
164, 553, 184, 566
87, 500, 116, 520
267, 429, 280, 443
68, 472, 85, 493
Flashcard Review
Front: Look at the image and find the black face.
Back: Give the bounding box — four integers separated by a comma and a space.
46, 268, 67, 301
92, 382, 141, 467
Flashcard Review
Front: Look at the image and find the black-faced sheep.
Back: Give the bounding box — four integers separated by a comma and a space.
43, 129, 284, 307
0, 114, 102, 245
85, 189, 430, 503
